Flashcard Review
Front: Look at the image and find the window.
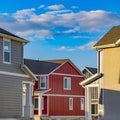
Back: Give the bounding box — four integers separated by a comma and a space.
40, 76, 46, 89
91, 103, 98, 115
34, 98, 38, 109
3, 39, 11, 63
69, 98, 73, 110
89, 86, 99, 117
64, 77, 71, 90
81, 98, 85, 110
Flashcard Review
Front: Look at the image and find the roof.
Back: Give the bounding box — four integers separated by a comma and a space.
24, 59, 61, 75
45, 59, 68, 64
85, 67, 97, 75
80, 73, 102, 87
93, 26, 120, 48
21, 64, 37, 81
0, 28, 28, 43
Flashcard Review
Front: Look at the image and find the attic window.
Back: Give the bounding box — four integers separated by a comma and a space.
3, 39, 11, 63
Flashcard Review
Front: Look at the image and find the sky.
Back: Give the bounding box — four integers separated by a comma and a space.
0, 0, 120, 70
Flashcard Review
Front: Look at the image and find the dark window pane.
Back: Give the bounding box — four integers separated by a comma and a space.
4, 52, 10, 62
34, 98, 38, 109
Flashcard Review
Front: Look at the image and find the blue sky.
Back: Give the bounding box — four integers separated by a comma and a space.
0, 0, 120, 69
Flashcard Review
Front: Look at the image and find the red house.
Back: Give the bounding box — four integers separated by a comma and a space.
24, 59, 85, 120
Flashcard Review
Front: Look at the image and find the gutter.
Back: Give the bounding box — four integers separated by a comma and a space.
80, 73, 102, 87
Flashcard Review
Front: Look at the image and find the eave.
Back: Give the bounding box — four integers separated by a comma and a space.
93, 39, 120, 50
0, 33, 29, 44
80, 73, 102, 87
21, 64, 37, 81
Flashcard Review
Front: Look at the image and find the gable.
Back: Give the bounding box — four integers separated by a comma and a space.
53, 61, 82, 75
94, 26, 120, 47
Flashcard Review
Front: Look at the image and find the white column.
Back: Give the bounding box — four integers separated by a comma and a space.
85, 87, 92, 120
39, 95, 42, 116
24, 83, 33, 118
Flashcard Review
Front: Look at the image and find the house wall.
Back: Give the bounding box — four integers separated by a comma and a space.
0, 36, 33, 119
49, 96, 84, 116
47, 74, 84, 95
0, 74, 30, 118
0, 37, 24, 74
54, 62, 81, 75
100, 47, 120, 120
103, 47, 120, 91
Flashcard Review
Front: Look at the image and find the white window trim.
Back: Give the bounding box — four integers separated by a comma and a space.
3, 38, 11, 64
81, 98, 85, 110
69, 98, 73, 110
34, 97, 38, 110
64, 77, 71, 90
40, 76, 47, 89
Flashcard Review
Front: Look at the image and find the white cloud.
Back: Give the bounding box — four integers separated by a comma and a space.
47, 4, 65, 10
57, 41, 97, 51
78, 41, 97, 50
0, 5, 120, 41
38, 5, 45, 9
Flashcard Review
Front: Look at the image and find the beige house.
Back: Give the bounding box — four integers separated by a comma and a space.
80, 26, 120, 120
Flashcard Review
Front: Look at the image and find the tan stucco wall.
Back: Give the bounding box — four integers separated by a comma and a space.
103, 47, 120, 91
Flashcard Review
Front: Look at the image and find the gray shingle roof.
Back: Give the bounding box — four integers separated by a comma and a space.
24, 59, 61, 74
86, 67, 97, 74
0, 28, 28, 43
0, 28, 22, 39
94, 26, 120, 47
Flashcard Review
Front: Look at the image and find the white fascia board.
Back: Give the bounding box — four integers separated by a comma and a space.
93, 44, 116, 50
115, 39, 120, 45
21, 64, 37, 81
80, 73, 102, 87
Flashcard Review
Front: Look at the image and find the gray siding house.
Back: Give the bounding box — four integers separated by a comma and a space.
0, 28, 36, 120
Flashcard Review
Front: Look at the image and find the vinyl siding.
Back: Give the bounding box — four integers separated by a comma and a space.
0, 74, 31, 118
103, 47, 120, 91
0, 37, 24, 74
0, 74, 22, 118
100, 47, 120, 120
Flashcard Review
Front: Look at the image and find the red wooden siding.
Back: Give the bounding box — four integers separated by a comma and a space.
34, 80, 39, 90
34, 110, 38, 115
49, 96, 85, 116
42, 96, 47, 115
54, 62, 81, 75
46, 74, 84, 95
34, 76, 39, 90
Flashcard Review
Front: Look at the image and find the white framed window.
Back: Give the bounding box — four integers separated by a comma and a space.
69, 98, 73, 110
34, 97, 38, 109
81, 98, 85, 110
64, 77, 71, 90
40, 76, 46, 89
3, 39, 11, 63
89, 86, 99, 117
